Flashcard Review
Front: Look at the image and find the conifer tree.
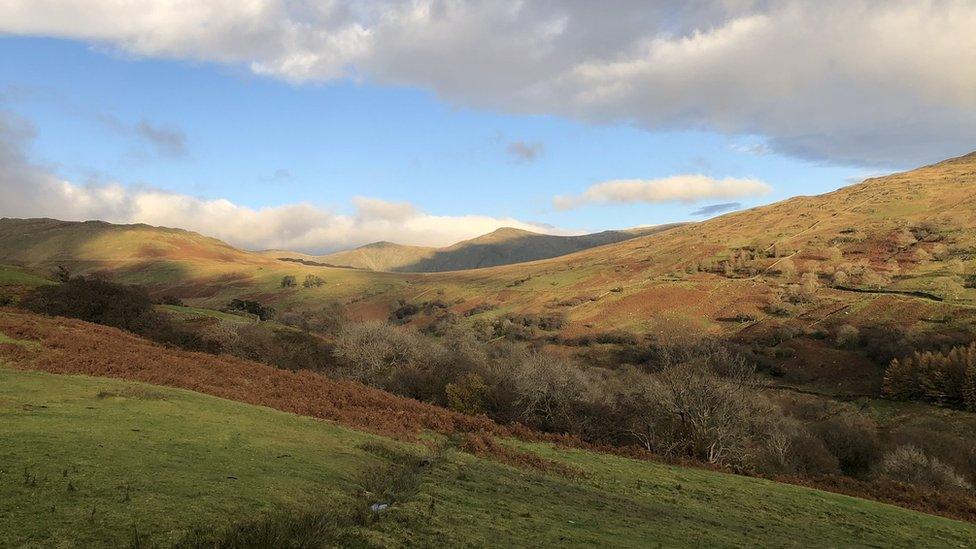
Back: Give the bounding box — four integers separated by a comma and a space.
883, 358, 917, 400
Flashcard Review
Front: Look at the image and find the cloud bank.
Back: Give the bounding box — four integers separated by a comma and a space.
2, 1, 974, 167
0, 112, 562, 253
554, 175, 771, 210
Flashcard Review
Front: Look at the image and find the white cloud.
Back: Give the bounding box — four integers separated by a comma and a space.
0, 111, 564, 253
554, 175, 771, 210
2, 1, 975, 166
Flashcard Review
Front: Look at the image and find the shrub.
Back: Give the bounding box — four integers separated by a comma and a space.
878, 446, 971, 491
21, 277, 219, 353
0, 293, 12, 307
889, 420, 976, 482
445, 372, 489, 415
965, 274, 976, 289
302, 274, 326, 288
226, 299, 276, 321
51, 264, 71, 283
463, 302, 498, 317
216, 323, 333, 372
765, 297, 793, 317
389, 302, 421, 323
860, 325, 912, 366
332, 322, 429, 386
509, 353, 591, 435
278, 311, 309, 331
303, 301, 348, 335
20, 277, 156, 332
812, 415, 882, 477
614, 345, 778, 468
755, 416, 840, 476
835, 325, 860, 349
893, 229, 918, 250
280, 275, 297, 288
158, 295, 184, 306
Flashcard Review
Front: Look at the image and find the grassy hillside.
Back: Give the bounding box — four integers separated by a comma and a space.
4, 365, 976, 546
271, 225, 680, 273
0, 368, 386, 547
0, 152, 974, 343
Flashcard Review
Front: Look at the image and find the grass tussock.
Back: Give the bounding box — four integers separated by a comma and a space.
96, 386, 168, 400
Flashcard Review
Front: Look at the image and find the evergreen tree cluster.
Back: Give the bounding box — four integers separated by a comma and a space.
883, 343, 976, 409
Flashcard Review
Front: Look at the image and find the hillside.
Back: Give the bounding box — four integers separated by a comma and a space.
4, 310, 976, 546
0, 152, 974, 346
270, 225, 681, 272
0, 218, 267, 267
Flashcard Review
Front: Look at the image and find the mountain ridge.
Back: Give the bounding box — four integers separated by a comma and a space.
273, 224, 684, 273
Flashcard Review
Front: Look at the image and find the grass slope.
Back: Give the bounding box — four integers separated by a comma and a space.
0, 368, 391, 547
3, 368, 975, 548
0, 264, 55, 287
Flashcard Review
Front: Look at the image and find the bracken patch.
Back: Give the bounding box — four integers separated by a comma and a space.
0, 310, 498, 440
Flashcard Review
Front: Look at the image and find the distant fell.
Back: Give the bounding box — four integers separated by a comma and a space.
280, 224, 684, 272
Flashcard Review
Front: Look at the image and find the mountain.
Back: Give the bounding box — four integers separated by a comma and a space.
0, 218, 271, 267
269, 225, 683, 272
1, 152, 975, 343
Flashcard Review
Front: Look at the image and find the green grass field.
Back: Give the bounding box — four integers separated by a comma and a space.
3, 368, 976, 547
158, 304, 255, 325
0, 264, 54, 287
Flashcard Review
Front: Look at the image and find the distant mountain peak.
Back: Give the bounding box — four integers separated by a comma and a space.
357, 241, 404, 250
468, 227, 539, 244
485, 227, 535, 236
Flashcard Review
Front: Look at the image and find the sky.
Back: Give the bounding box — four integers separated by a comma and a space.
1, 1, 974, 253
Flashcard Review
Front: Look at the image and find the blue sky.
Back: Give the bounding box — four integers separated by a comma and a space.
1, 2, 971, 252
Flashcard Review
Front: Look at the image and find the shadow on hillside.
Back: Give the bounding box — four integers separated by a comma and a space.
393, 223, 685, 273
